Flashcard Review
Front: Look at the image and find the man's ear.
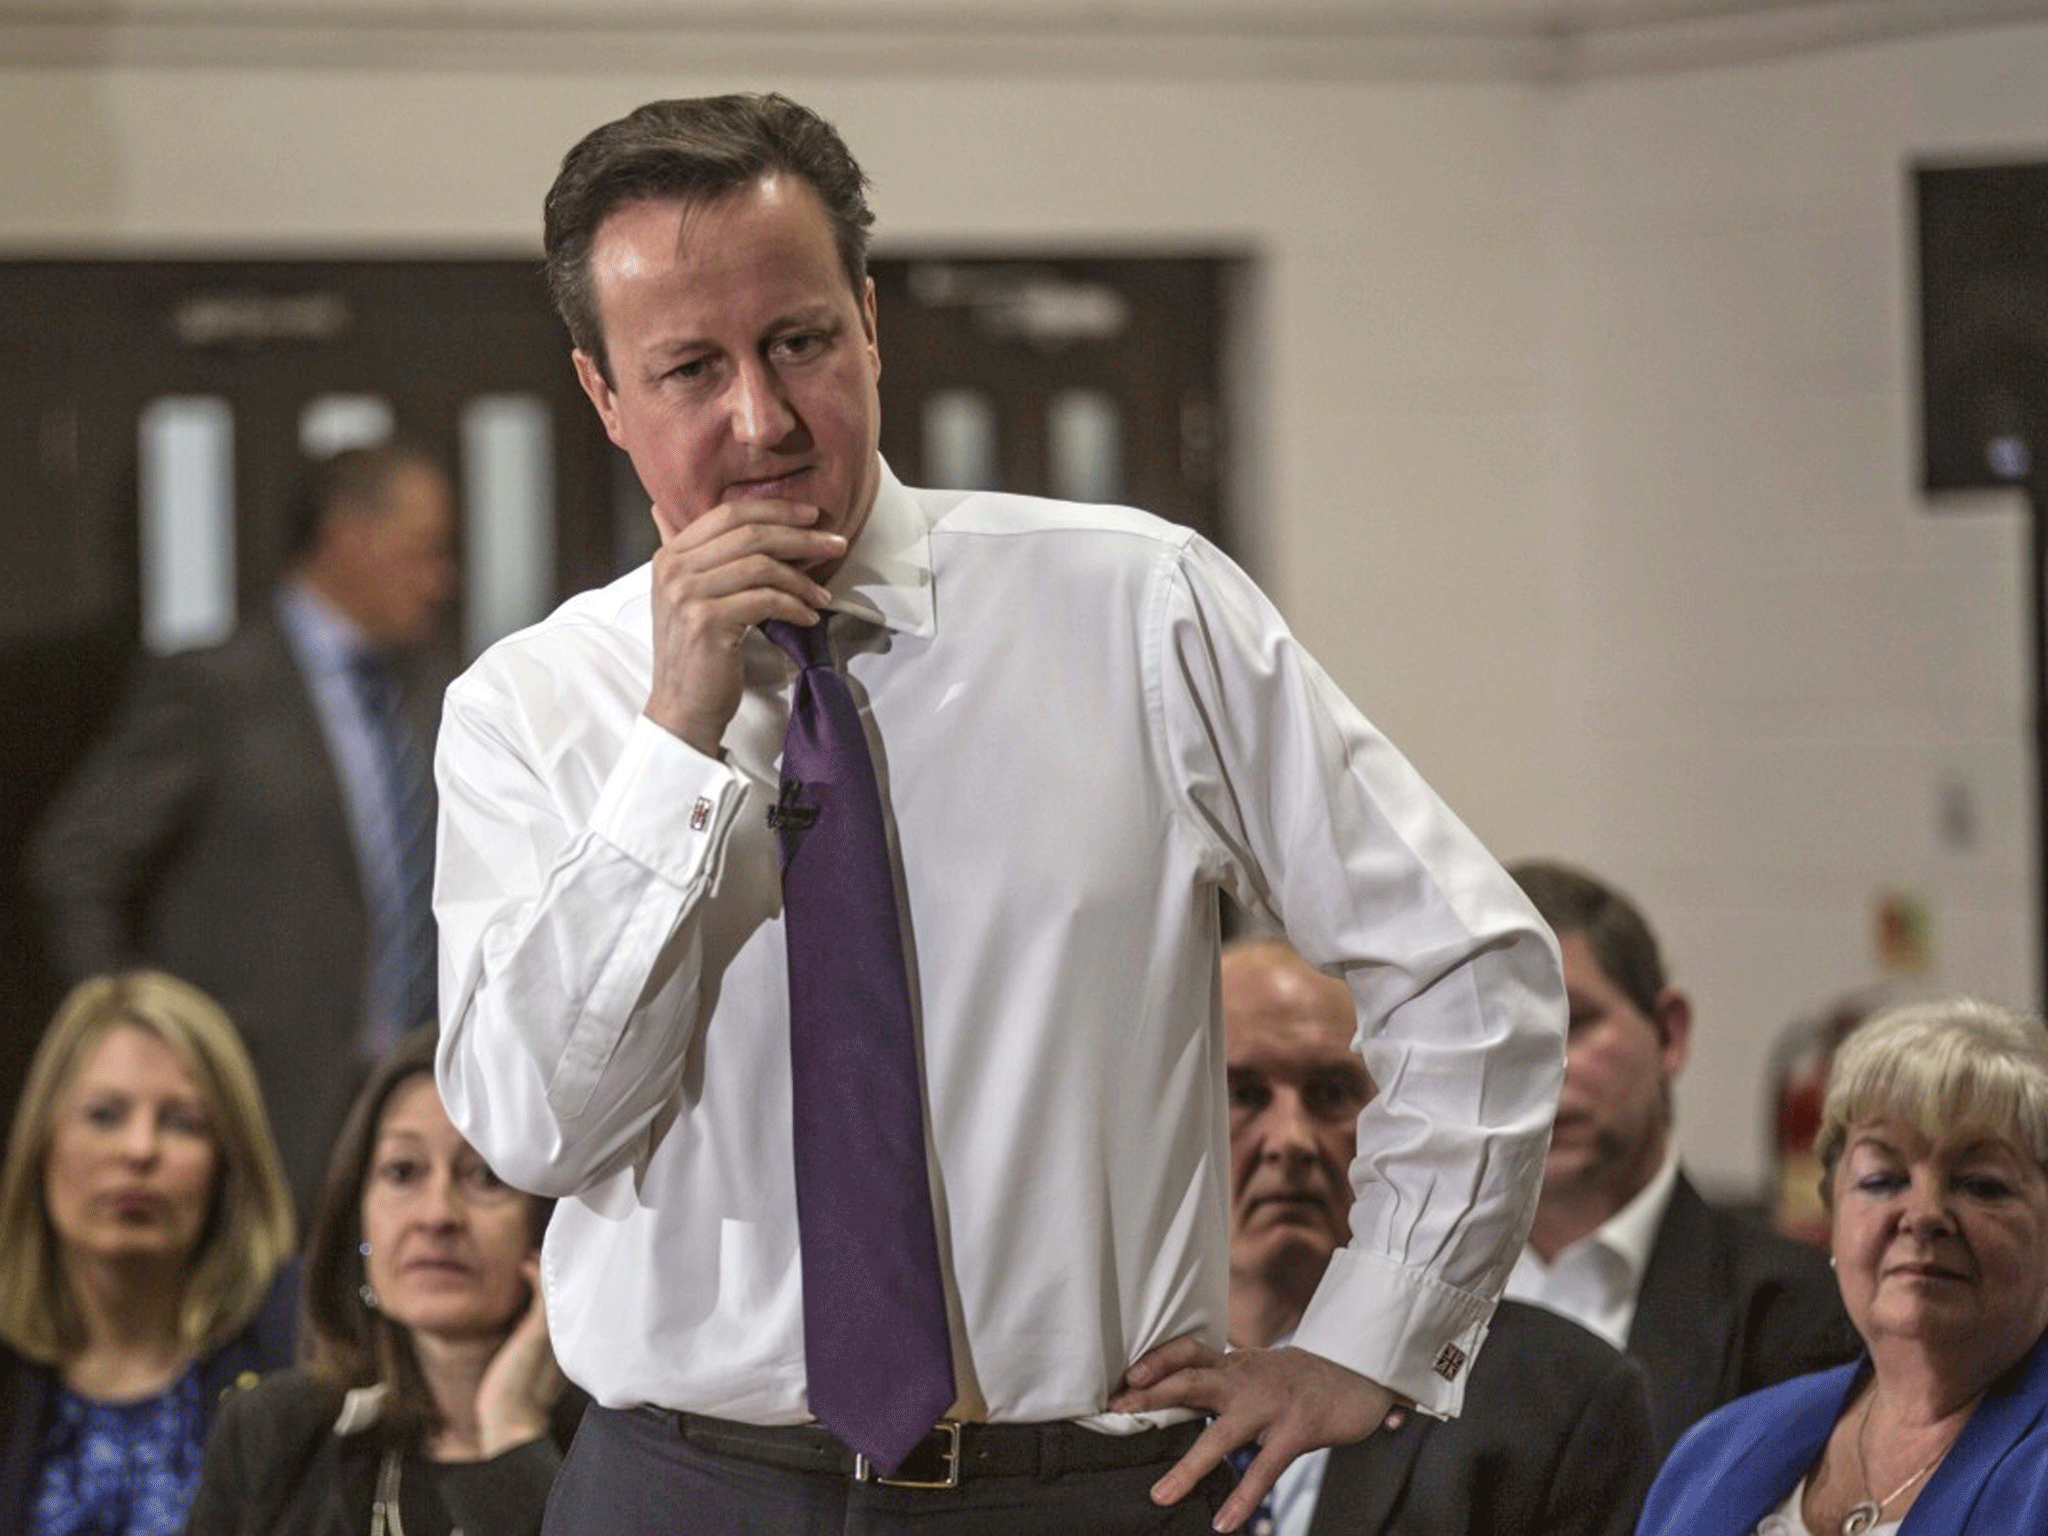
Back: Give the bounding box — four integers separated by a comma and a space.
1653, 988, 1693, 1079
572, 349, 627, 449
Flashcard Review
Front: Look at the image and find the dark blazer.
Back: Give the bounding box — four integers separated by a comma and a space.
1306, 1300, 1655, 1536
0, 1263, 298, 1534
185, 1370, 580, 1536
1637, 1336, 2048, 1534
27, 612, 408, 1211
1627, 1171, 1859, 1462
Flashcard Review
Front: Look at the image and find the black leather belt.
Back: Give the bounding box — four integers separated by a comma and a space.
631, 1407, 1204, 1490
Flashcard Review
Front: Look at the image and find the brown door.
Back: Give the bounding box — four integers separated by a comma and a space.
0, 251, 1238, 1137
872, 256, 1233, 546
0, 258, 617, 1127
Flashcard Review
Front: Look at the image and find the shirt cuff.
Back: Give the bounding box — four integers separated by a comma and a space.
588, 714, 747, 889
1289, 1246, 1495, 1419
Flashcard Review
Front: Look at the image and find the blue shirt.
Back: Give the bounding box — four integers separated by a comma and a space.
276, 581, 413, 1050
31, 1365, 203, 1536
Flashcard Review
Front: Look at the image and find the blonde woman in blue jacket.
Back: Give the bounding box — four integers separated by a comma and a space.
1637, 997, 2048, 1535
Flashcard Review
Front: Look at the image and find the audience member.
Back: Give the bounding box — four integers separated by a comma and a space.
1638, 995, 2048, 1533
187, 1025, 575, 1536
1503, 860, 1857, 1459
29, 442, 458, 1214
1222, 937, 1654, 1536
0, 970, 297, 1536
435, 91, 1564, 1535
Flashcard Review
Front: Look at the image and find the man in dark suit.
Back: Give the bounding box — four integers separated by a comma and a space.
28, 442, 456, 1214
1503, 860, 1859, 1461
1223, 936, 1655, 1536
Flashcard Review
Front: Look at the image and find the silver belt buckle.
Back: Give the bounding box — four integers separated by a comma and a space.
854, 1421, 962, 1489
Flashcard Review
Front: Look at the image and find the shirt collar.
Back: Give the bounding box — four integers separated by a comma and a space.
276, 579, 376, 674
820, 459, 933, 639
1587, 1148, 1681, 1286
331, 1382, 390, 1436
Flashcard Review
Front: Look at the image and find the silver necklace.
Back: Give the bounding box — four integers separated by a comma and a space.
368, 1445, 465, 1536
1840, 1393, 1953, 1536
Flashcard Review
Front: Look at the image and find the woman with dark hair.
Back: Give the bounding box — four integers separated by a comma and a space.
0, 970, 297, 1536
1637, 996, 2048, 1534
186, 1025, 575, 1535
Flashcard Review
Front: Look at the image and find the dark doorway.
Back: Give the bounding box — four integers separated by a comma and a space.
874, 256, 1230, 546
0, 257, 618, 1137
0, 251, 1238, 1141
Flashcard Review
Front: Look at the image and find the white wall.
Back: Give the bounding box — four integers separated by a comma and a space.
2, 18, 2043, 1196
1549, 27, 2042, 1195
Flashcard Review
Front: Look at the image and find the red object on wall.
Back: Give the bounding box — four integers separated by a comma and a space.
1766, 991, 1888, 1249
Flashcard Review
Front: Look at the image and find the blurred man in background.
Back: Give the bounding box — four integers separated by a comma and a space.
1503, 859, 1857, 1459
29, 441, 456, 1213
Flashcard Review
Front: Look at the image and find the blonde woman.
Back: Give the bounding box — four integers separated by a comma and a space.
0, 970, 297, 1536
1638, 997, 2048, 1534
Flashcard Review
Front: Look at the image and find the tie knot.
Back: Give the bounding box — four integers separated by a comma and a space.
762, 615, 834, 671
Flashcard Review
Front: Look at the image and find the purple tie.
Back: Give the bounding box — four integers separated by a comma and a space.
762, 615, 956, 1476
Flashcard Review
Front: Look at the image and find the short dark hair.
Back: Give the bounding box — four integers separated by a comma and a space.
1508, 859, 1668, 1017
283, 439, 443, 564
542, 92, 875, 382
300, 1025, 550, 1448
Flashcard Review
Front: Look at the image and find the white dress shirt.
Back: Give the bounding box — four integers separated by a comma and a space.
1505, 1151, 1680, 1350
435, 465, 1564, 1429
1272, 1448, 1328, 1536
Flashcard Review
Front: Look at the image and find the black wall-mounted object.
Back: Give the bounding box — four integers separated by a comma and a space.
1918, 159, 2048, 493
1916, 156, 2048, 1009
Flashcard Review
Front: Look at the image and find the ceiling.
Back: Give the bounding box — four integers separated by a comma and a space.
4, 0, 2048, 79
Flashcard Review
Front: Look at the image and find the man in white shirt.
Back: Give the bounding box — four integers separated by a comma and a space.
1501, 860, 1854, 1460
1224, 935, 1653, 1536
434, 90, 1565, 1535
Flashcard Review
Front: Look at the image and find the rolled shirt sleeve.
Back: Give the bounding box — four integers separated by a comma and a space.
1162, 534, 1564, 1415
